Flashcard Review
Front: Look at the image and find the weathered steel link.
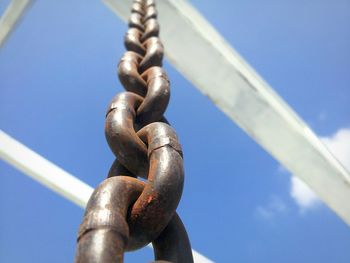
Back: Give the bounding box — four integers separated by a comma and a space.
129, 12, 144, 31
118, 52, 147, 96
75, 0, 193, 262
124, 28, 145, 55
144, 5, 157, 21
107, 159, 135, 179
131, 2, 144, 15
126, 123, 184, 250
105, 92, 148, 178
137, 67, 169, 124
153, 214, 193, 262
76, 176, 144, 262
139, 37, 164, 72
141, 19, 160, 42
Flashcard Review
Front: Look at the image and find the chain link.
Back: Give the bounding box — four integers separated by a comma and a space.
74, 0, 193, 262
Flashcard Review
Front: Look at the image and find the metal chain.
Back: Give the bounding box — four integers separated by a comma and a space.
74, 0, 194, 262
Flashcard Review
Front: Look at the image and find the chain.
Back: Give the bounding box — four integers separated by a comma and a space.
74, 0, 194, 262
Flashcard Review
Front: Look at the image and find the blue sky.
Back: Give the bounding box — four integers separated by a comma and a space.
1, 0, 350, 262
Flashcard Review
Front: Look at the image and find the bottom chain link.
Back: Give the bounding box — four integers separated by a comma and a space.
75, 176, 193, 262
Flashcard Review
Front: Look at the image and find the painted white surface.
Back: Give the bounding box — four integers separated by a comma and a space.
0, 130, 213, 263
0, 130, 94, 207
103, 0, 350, 226
0, 0, 32, 47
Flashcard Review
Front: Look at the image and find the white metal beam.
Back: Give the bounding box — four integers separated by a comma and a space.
103, 0, 350, 225
0, 130, 93, 207
0, 130, 213, 263
0, 0, 32, 47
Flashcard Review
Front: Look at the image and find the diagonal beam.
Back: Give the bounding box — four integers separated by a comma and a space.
0, 130, 213, 263
0, 130, 93, 207
0, 0, 33, 47
103, 0, 350, 225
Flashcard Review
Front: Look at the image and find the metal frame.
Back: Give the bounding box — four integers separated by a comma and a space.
0, 0, 32, 47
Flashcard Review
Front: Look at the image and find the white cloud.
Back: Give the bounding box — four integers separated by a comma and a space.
289, 127, 350, 212
256, 195, 287, 220
321, 128, 350, 171
290, 176, 320, 211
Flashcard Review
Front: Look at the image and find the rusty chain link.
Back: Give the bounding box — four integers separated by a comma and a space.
74, 0, 194, 262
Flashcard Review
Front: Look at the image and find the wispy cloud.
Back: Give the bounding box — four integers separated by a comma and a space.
321, 128, 350, 171
288, 127, 350, 212
256, 195, 287, 220
290, 176, 320, 212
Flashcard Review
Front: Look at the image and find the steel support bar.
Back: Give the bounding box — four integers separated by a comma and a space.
103, 0, 350, 225
0, 130, 93, 207
0, 130, 213, 263
0, 0, 32, 47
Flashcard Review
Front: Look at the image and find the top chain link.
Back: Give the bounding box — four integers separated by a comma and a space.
74, 1, 194, 262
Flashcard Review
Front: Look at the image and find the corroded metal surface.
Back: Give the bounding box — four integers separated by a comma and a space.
75, 0, 193, 262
